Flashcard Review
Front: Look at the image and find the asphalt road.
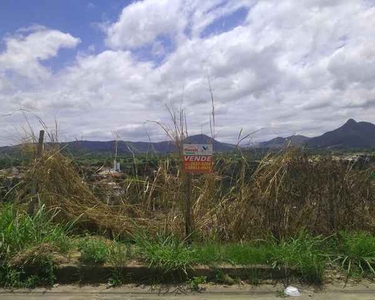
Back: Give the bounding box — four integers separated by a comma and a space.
1, 283, 375, 299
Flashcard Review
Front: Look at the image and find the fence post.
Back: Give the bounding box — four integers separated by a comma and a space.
36, 130, 45, 159
29, 130, 45, 214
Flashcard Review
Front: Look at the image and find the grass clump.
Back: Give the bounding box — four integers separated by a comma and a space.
331, 232, 375, 278
224, 243, 272, 265
0, 266, 24, 288
194, 242, 272, 266
107, 241, 133, 286
0, 203, 74, 288
107, 241, 132, 266
270, 231, 327, 283
188, 276, 207, 291
78, 236, 109, 264
133, 231, 328, 283
194, 244, 223, 265
0, 203, 73, 260
134, 232, 196, 274
194, 233, 327, 283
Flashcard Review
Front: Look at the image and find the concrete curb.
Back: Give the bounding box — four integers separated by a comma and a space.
50, 264, 296, 284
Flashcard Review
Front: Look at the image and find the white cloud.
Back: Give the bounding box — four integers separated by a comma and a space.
105, 0, 183, 49
104, 0, 254, 49
0, 27, 80, 81
2, 0, 375, 146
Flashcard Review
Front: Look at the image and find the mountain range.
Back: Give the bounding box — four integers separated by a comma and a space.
1, 119, 375, 155
258, 119, 375, 149
62, 134, 235, 154
308, 119, 375, 148
258, 135, 310, 148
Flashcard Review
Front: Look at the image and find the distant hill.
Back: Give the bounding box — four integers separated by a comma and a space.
257, 119, 375, 149
2, 119, 375, 155
308, 119, 375, 148
63, 134, 235, 154
258, 135, 310, 148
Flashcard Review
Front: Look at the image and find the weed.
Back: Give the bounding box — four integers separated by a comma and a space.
194, 242, 273, 266
0, 260, 56, 289
188, 276, 206, 291
38, 259, 56, 286
0, 204, 73, 260
134, 232, 195, 274
224, 242, 272, 265
79, 236, 109, 264
194, 244, 222, 265
107, 241, 133, 286
0, 266, 23, 288
107, 241, 131, 266
108, 269, 131, 287
24, 275, 40, 289
331, 232, 375, 280
270, 231, 326, 283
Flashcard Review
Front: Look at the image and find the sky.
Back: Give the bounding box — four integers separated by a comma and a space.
1, 0, 375, 146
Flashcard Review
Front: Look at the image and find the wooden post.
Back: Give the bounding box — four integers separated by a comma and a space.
29, 130, 45, 214
36, 130, 45, 158
185, 173, 193, 241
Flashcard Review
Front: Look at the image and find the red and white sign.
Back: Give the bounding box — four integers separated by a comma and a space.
183, 144, 213, 174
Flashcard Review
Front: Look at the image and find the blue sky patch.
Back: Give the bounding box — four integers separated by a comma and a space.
0, 0, 132, 72
200, 7, 249, 38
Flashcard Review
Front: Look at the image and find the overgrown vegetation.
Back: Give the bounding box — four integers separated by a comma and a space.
1, 117, 375, 287
1, 203, 375, 286
0, 204, 73, 259
5, 144, 375, 242
331, 232, 375, 279
0, 204, 72, 288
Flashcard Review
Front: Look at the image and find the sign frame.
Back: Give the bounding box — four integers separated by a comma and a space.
182, 143, 213, 174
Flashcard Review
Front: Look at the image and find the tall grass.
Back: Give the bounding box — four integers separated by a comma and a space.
131, 230, 329, 283
331, 232, 375, 278
6, 113, 375, 242
0, 203, 74, 288
270, 231, 326, 283
211, 149, 375, 240
133, 231, 195, 274
0, 203, 72, 260
8, 142, 375, 242
2, 202, 375, 284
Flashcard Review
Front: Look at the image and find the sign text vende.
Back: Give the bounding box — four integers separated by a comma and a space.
183, 144, 213, 174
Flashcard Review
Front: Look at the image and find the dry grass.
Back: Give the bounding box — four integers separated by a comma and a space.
214, 148, 375, 240
9, 143, 375, 242
12, 148, 159, 236
7, 109, 375, 241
